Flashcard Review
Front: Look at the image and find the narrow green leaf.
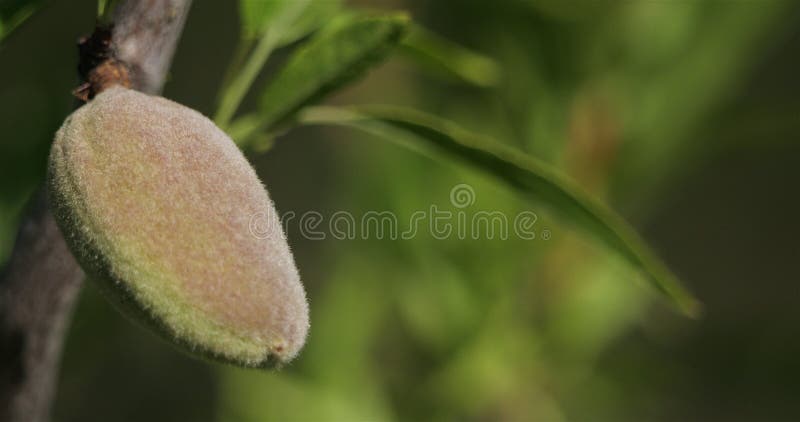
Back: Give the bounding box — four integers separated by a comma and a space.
239, 0, 341, 46
0, 0, 41, 41
233, 13, 410, 146
400, 25, 501, 87
298, 105, 701, 317
216, 0, 313, 128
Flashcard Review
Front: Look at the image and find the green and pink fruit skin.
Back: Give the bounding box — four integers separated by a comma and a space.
48, 87, 309, 367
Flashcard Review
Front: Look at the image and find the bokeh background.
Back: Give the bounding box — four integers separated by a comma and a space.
2, 0, 800, 420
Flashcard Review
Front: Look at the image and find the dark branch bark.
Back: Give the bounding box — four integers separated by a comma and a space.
111, 0, 192, 95
0, 191, 82, 422
0, 2, 192, 421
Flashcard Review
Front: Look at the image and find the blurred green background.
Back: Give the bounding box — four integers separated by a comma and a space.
2, 0, 800, 420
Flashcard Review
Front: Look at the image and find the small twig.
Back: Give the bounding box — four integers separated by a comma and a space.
0, 1, 192, 421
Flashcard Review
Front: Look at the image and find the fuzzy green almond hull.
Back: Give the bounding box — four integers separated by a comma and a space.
47, 87, 309, 367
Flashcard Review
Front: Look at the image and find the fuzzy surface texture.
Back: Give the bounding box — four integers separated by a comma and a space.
48, 87, 309, 366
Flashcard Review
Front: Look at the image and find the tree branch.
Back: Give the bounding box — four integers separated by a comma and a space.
0, 2, 192, 421
111, 0, 192, 95
0, 191, 82, 422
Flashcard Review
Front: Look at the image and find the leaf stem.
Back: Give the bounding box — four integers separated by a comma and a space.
213, 0, 311, 128
97, 0, 118, 22
216, 38, 254, 104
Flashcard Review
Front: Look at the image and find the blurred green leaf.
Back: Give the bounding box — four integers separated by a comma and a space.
239, 0, 293, 37
239, 0, 341, 46
96, 0, 119, 21
299, 105, 701, 316
216, 0, 314, 127
229, 12, 410, 145
0, 0, 42, 41
617, 1, 790, 200
400, 24, 500, 87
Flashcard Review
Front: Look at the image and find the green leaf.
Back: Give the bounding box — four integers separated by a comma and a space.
96, 0, 119, 22
400, 25, 501, 87
239, 0, 287, 38
232, 13, 410, 146
0, 0, 42, 41
298, 105, 701, 317
216, 0, 314, 128
239, 0, 342, 46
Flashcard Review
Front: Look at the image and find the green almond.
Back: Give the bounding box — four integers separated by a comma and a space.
48, 87, 309, 367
